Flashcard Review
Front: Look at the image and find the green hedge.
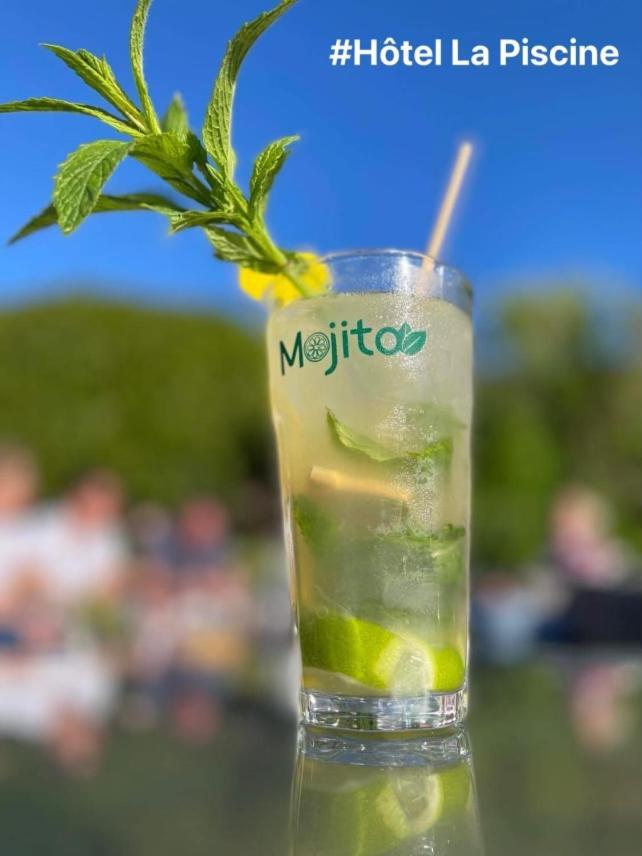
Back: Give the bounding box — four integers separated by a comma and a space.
474, 290, 642, 565
0, 297, 271, 505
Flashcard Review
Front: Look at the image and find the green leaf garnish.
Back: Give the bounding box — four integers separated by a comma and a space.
206, 227, 285, 273
169, 210, 243, 234
0, 98, 139, 136
129, 0, 161, 133
53, 140, 133, 233
327, 409, 454, 473
379, 521, 464, 548
8, 193, 184, 245
161, 93, 189, 139
249, 135, 299, 221
202, 0, 297, 179
293, 493, 466, 585
0, 0, 318, 299
327, 408, 399, 463
41, 44, 143, 129
379, 524, 466, 582
408, 437, 453, 473
130, 133, 210, 204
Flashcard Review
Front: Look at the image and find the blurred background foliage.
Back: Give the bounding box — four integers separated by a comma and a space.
0, 298, 271, 507
0, 287, 640, 566
476, 289, 642, 566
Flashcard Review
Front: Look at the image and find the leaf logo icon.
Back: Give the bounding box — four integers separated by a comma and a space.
401, 328, 427, 355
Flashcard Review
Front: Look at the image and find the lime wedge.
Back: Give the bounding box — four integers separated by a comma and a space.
299, 612, 465, 694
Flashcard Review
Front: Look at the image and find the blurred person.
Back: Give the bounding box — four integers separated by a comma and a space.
126, 495, 255, 742
126, 569, 254, 742
0, 443, 37, 517
0, 469, 128, 775
124, 563, 178, 730
0, 651, 116, 775
169, 553, 254, 742
540, 485, 642, 646
550, 486, 629, 587
122, 502, 176, 728
165, 496, 235, 580
29, 468, 127, 606
128, 501, 173, 561
0, 443, 39, 632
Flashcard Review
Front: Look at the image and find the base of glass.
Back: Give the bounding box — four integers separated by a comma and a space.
298, 725, 471, 767
300, 686, 467, 732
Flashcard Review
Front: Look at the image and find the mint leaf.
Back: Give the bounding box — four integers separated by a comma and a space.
53, 140, 132, 234
202, 0, 298, 178
249, 135, 298, 220
0, 98, 137, 136
131, 133, 209, 204
42, 44, 142, 128
327, 408, 454, 480
169, 210, 241, 234
327, 409, 399, 463
206, 227, 281, 272
7, 205, 58, 244
379, 523, 466, 582
206, 228, 257, 265
200, 161, 234, 210
161, 93, 189, 139
327, 408, 453, 469
408, 436, 453, 472
129, 0, 161, 132
9, 192, 184, 244
379, 523, 465, 550
401, 329, 427, 355
293, 493, 466, 592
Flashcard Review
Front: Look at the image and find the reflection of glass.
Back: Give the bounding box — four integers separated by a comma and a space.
290, 728, 483, 855
268, 252, 473, 731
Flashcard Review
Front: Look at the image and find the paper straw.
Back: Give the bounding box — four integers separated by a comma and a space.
424, 141, 473, 264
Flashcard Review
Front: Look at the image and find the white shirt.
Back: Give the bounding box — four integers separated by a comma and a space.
0, 515, 36, 600
27, 505, 127, 604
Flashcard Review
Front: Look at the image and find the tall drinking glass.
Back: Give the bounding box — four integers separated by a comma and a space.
267, 251, 473, 730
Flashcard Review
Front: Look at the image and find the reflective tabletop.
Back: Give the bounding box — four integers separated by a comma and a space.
0, 654, 640, 855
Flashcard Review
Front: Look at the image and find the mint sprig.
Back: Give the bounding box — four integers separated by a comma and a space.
0, 0, 315, 297
294, 493, 466, 585
327, 408, 454, 474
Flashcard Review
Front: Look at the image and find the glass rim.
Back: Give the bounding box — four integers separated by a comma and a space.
318, 248, 473, 309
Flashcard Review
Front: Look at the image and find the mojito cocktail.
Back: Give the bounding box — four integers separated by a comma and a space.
268, 251, 473, 730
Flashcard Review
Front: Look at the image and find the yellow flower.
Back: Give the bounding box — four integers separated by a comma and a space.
238, 252, 330, 306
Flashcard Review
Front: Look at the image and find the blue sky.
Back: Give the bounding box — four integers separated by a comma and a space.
0, 0, 640, 318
